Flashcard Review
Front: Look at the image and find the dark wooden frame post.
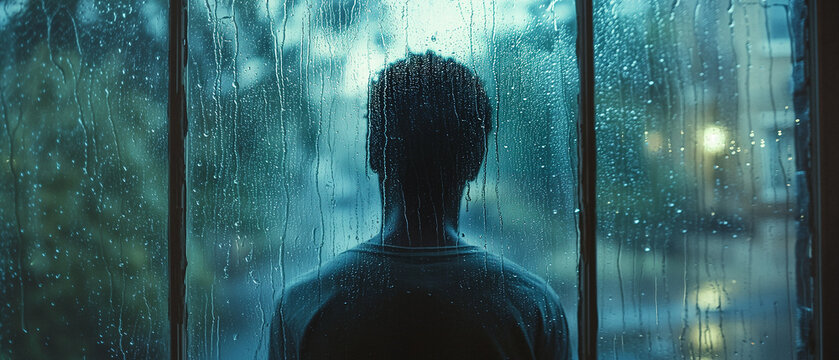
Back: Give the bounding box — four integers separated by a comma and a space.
168, 0, 188, 359
576, 0, 598, 359
812, 0, 837, 359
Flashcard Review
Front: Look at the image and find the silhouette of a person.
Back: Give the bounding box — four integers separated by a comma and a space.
269, 51, 570, 360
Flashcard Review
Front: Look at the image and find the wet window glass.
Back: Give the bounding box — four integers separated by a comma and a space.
1, 0, 817, 358
0, 0, 169, 358
186, 0, 579, 357
594, 0, 812, 358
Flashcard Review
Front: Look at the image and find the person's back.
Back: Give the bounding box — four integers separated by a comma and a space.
270, 239, 569, 359
269, 51, 571, 359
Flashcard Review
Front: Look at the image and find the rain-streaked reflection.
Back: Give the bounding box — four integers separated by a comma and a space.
595, 0, 811, 358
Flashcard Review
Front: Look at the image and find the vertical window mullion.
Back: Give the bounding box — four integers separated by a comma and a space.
576, 0, 598, 359
791, 0, 817, 359
168, 0, 188, 359
813, 0, 837, 359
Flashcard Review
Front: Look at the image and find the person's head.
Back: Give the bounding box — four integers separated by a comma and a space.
367, 51, 492, 194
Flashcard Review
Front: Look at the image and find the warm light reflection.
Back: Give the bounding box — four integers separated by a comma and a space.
695, 282, 727, 311
644, 130, 663, 153
686, 283, 729, 356
688, 323, 725, 357
703, 126, 727, 153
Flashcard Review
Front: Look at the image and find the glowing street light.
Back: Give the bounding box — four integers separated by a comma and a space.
703, 126, 727, 153
644, 130, 663, 153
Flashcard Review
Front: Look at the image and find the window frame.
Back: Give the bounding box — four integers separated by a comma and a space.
575, 0, 597, 359
162, 1, 835, 359
812, 0, 836, 358
167, 0, 187, 359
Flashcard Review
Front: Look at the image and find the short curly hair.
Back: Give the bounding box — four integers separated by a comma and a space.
367, 51, 492, 183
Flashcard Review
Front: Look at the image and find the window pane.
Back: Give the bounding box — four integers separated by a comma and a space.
594, 0, 811, 358
0, 0, 169, 358
186, 0, 579, 357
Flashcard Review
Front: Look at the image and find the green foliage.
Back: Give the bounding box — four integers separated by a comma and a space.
1, 26, 168, 360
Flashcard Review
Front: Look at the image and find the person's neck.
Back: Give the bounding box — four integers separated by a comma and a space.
376, 179, 464, 247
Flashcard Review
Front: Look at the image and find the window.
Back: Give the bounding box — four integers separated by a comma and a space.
1, 0, 830, 359
0, 0, 169, 358
185, 1, 579, 357
593, 1, 812, 358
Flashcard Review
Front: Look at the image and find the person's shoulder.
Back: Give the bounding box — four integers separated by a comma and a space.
280, 248, 364, 301
281, 269, 317, 298
480, 252, 562, 303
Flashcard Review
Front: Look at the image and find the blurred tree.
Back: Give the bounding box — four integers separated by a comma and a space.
1, 1, 169, 358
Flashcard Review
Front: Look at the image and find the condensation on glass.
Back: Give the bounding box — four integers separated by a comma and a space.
185, 0, 580, 358
0, 0, 169, 358
594, 0, 812, 358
